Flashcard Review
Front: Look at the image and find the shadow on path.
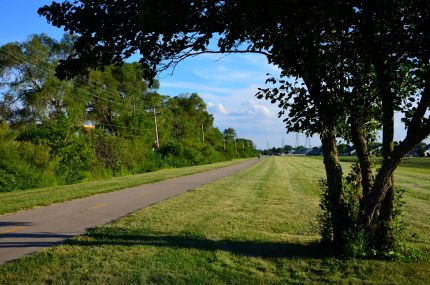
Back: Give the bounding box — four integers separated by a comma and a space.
68, 229, 329, 259
0, 232, 74, 248
0, 221, 33, 227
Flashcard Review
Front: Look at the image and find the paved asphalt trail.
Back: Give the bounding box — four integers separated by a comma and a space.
0, 159, 258, 265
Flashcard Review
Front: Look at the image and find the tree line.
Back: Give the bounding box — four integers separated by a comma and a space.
263, 142, 430, 157
0, 34, 257, 192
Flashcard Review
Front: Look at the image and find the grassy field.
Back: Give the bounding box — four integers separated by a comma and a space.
0, 156, 429, 284
0, 159, 248, 215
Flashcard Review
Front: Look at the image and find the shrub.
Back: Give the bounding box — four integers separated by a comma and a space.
54, 135, 97, 184
318, 163, 407, 258
0, 124, 54, 191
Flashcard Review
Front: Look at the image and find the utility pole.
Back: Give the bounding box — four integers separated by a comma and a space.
153, 107, 159, 148
234, 139, 238, 155
201, 124, 205, 143
242, 140, 245, 149
223, 138, 226, 151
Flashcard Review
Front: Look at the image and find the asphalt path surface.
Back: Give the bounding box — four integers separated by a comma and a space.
0, 159, 258, 265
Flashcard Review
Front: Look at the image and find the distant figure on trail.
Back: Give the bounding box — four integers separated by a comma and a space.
258, 154, 262, 160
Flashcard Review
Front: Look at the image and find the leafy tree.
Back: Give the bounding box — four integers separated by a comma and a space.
283, 145, 293, 153
83, 63, 154, 137
293, 146, 306, 154
223, 128, 237, 141
0, 34, 83, 125
1, 34, 256, 191
414, 143, 427, 157
38, 0, 430, 254
37, 0, 353, 252
337, 144, 349, 156
164, 93, 212, 142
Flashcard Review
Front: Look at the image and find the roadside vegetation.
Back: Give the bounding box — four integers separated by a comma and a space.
0, 156, 428, 284
0, 35, 257, 193
0, 159, 248, 215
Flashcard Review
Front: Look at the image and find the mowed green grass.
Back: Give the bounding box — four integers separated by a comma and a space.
0, 156, 429, 284
0, 159, 248, 215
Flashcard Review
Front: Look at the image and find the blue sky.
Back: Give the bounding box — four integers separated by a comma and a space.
1, 0, 298, 149
1, 1, 421, 148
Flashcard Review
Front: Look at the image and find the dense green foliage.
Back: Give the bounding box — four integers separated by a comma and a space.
0, 35, 257, 192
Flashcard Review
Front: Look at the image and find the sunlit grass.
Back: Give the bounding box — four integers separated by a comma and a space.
0, 156, 429, 284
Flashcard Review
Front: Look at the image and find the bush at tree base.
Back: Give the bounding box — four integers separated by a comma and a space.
318, 164, 415, 258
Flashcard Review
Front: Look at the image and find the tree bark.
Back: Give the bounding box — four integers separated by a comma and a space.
360, 127, 430, 228
358, 7, 397, 244
360, 149, 400, 227
320, 128, 347, 252
376, 81, 395, 249
376, 175, 394, 249
350, 123, 373, 196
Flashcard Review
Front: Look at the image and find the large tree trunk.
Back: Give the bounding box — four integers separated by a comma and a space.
320, 128, 347, 252
356, 15, 397, 246
376, 177, 394, 249
350, 123, 373, 196
351, 120, 396, 250
375, 86, 395, 249
360, 123, 430, 229
360, 150, 401, 228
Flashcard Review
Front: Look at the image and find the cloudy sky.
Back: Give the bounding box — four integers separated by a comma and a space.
156, 53, 296, 149
1, 1, 424, 148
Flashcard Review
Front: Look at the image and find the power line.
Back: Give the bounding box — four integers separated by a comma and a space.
0, 61, 155, 137
0, 51, 166, 137
0, 47, 154, 114
1, 47, 255, 147
6, 46, 211, 136
1, 48, 224, 138
14, 45, 218, 134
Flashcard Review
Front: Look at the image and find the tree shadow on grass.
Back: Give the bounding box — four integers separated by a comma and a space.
68, 229, 330, 259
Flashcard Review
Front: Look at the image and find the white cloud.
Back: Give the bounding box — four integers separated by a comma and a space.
248, 100, 273, 117
158, 53, 295, 148
208, 101, 229, 115
216, 104, 228, 114
160, 80, 284, 148
230, 100, 273, 118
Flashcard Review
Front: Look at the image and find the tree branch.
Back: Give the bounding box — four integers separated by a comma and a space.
157, 48, 271, 75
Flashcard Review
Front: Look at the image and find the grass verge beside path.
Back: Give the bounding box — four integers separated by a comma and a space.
0, 156, 429, 284
0, 159, 249, 215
